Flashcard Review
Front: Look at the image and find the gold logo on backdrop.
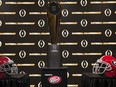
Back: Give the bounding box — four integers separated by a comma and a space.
19, 50, 26, 58
105, 50, 112, 56
81, 60, 88, 68
38, 61, 45, 68
81, 19, 88, 27
104, 8, 112, 16
19, 9, 26, 17
62, 50, 69, 58
62, 29, 69, 37
38, 19, 45, 27
80, 0, 87, 7
38, 0, 45, 7
105, 29, 112, 37
81, 40, 88, 48
62, 9, 69, 17
38, 40, 45, 48
19, 30, 26, 38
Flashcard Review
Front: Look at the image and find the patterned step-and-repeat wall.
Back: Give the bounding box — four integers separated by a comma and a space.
0, 0, 116, 87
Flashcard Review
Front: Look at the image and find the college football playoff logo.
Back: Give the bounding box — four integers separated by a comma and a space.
48, 76, 62, 84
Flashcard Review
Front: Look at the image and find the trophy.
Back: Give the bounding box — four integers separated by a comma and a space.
41, 2, 67, 87
47, 1, 61, 67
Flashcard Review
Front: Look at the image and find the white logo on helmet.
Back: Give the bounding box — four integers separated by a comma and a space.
48, 76, 62, 84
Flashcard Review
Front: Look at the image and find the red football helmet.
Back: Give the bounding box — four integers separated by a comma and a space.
0, 56, 18, 78
93, 55, 116, 77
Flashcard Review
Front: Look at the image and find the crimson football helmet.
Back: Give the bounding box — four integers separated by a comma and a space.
93, 55, 116, 77
0, 56, 18, 78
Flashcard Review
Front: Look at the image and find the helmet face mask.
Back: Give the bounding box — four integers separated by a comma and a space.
2, 62, 18, 75
92, 56, 116, 77
93, 61, 112, 75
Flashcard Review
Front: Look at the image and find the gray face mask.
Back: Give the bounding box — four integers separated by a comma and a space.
92, 59, 112, 75
11, 63, 18, 74
0, 60, 18, 75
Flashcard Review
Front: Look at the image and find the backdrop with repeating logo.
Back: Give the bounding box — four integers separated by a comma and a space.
0, 0, 116, 87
